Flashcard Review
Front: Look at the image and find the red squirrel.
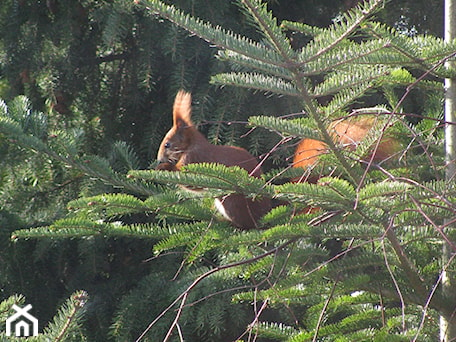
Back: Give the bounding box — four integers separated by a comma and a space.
292, 116, 401, 216
293, 115, 401, 181
156, 90, 271, 229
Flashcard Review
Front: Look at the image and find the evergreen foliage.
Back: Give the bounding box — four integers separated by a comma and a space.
0, 291, 88, 341
0, 0, 454, 341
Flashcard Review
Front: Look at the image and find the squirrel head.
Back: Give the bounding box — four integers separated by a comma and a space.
157, 90, 195, 165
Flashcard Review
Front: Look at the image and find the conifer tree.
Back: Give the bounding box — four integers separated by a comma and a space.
0, 291, 88, 341
1, 0, 455, 341
0, 1, 292, 339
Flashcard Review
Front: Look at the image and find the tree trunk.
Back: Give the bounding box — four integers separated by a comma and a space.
442, 0, 456, 340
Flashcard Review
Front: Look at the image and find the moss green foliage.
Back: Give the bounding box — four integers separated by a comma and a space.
0, 291, 88, 341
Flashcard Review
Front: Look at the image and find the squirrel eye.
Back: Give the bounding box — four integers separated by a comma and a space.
164, 142, 171, 149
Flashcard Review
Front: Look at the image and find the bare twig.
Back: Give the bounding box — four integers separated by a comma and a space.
312, 238, 355, 341
381, 239, 406, 331
412, 252, 456, 342
135, 239, 296, 342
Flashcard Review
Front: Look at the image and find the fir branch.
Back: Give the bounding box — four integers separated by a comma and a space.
312, 65, 389, 98
302, 40, 388, 76
280, 20, 325, 37
235, 0, 362, 187
135, 238, 296, 342
249, 115, 319, 139
49, 291, 88, 342
274, 177, 356, 209
137, 0, 285, 66
255, 321, 298, 340
68, 193, 148, 218
238, 0, 294, 59
11, 219, 112, 239
381, 220, 452, 317
216, 50, 293, 79
0, 110, 158, 197
109, 141, 141, 172
12, 219, 170, 240
152, 222, 219, 255
298, 0, 386, 65
144, 191, 216, 221
0, 295, 25, 322
358, 181, 410, 202
291, 67, 360, 185
363, 21, 456, 78
323, 84, 377, 116
211, 72, 300, 97
130, 163, 273, 198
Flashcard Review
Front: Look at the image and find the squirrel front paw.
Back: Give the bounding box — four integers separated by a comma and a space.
156, 162, 178, 171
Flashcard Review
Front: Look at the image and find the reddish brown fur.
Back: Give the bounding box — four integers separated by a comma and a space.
293, 116, 400, 173
292, 116, 400, 213
157, 90, 270, 229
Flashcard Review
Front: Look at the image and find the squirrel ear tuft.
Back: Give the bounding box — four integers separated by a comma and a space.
173, 90, 193, 129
